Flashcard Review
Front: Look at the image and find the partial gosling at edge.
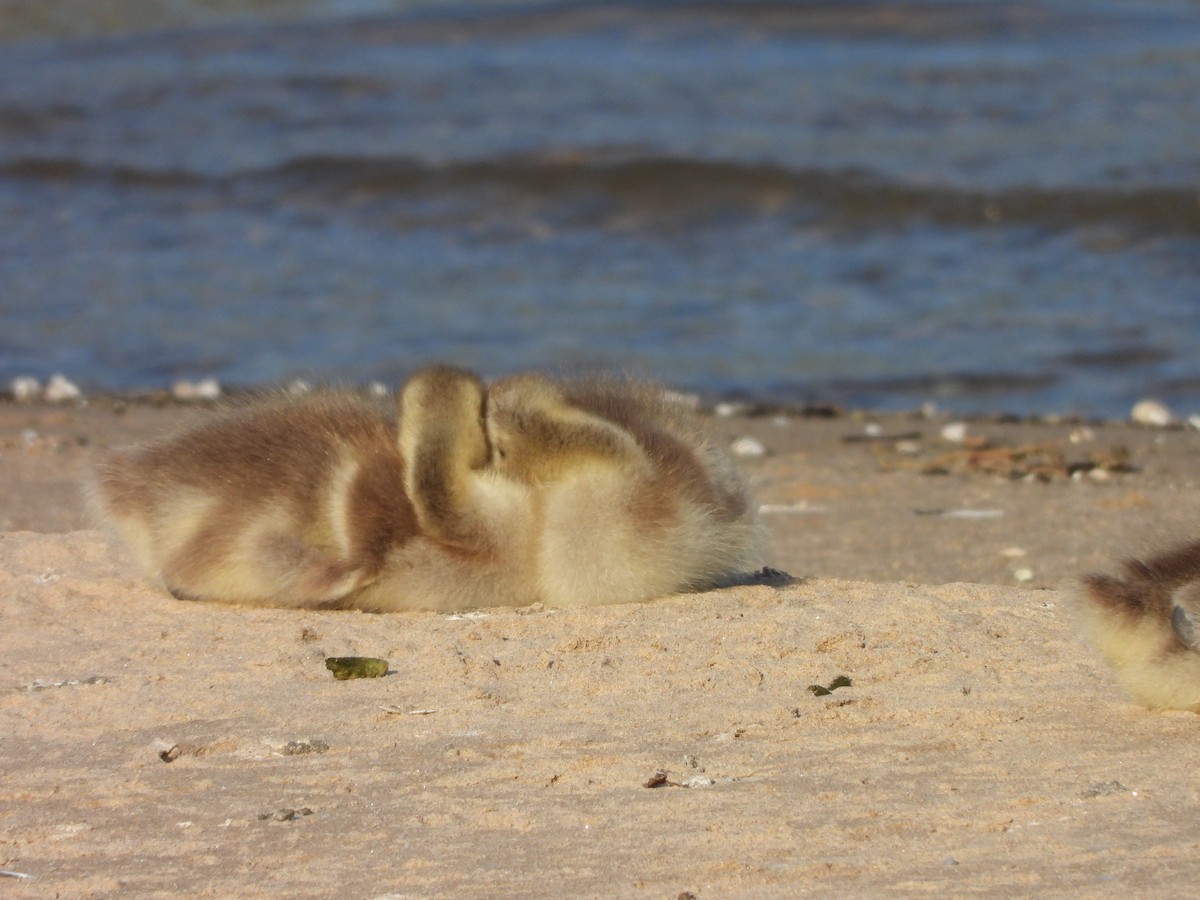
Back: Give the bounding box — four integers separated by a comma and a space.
1080, 538, 1200, 711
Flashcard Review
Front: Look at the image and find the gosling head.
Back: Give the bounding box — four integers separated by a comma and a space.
484, 374, 643, 484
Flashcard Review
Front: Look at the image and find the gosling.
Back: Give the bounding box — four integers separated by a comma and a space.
482, 371, 763, 607
88, 374, 422, 609
89, 367, 762, 611
1080, 538, 1200, 711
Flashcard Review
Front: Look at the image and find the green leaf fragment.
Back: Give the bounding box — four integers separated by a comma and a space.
807, 674, 852, 696
325, 657, 388, 680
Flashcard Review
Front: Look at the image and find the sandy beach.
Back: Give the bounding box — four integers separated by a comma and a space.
3, 397, 1200, 896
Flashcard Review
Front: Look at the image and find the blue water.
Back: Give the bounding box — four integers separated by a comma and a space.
2, 1, 1199, 416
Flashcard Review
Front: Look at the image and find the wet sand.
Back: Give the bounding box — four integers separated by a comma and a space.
3, 398, 1200, 895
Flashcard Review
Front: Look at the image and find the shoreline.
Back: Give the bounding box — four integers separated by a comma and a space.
7, 362, 1197, 425
3, 376, 1192, 426
4, 388, 1199, 589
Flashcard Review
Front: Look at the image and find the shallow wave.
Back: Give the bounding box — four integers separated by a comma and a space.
0, 158, 203, 186
322, 1, 1088, 45
725, 370, 1065, 410
0, 0, 1156, 46
4, 154, 1198, 233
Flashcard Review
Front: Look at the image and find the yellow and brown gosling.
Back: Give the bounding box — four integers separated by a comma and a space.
1080, 539, 1200, 711
88, 366, 763, 612
483, 372, 762, 607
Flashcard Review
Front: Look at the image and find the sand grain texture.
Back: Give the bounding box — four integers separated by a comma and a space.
3, 402, 1200, 895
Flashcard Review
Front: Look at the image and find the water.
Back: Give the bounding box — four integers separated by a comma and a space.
2, 0, 1199, 417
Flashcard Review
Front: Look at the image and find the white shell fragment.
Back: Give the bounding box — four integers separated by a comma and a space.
171, 378, 222, 401
43, 373, 82, 402
1131, 399, 1172, 426
713, 401, 747, 418
730, 435, 767, 458
9, 376, 41, 401
940, 422, 968, 443
1069, 427, 1095, 444
928, 508, 1005, 520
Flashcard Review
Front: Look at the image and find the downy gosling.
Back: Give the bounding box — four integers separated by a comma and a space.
89, 367, 763, 612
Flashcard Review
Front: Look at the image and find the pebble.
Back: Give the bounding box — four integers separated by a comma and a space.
940, 421, 968, 443
1069, 427, 1095, 444
1131, 398, 1172, 426
730, 435, 767, 458
260, 807, 314, 822
28, 674, 108, 691
713, 401, 747, 418
1080, 780, 1132, 799
935, 508, 1004, 520
9, 376, 41, 401
280, 738, 329, 756
1013, 567, 1034, 583
999, 547, 1027, 558
43, 373, 82, 402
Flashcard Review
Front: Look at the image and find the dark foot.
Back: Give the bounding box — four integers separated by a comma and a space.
719, 566, 798, 588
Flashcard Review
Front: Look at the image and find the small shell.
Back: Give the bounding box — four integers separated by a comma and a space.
9, 376, 41, 401
1131, 399, 1172, 427
940, 422, 968, 443
730, 436, 767, 458
43, 373, 82, 402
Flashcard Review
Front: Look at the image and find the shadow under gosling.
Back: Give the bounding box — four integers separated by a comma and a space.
88, 366, 763, 612
1080, 539, 1200, 711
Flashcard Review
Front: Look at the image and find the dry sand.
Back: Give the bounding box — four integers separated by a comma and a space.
3, 398, 1200, 897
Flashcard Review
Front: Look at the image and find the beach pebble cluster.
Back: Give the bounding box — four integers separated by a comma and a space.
9, 374, 83, 403
8, 374, 236, 404
171, 378, 222, 401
